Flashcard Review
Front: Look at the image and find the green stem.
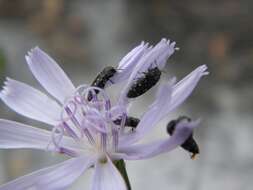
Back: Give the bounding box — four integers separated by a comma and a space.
114, 159, 131, 190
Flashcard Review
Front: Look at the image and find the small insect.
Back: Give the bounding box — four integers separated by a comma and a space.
127, 66, 161, 98
113, 116, 140, 129
88, 66, 117, 100
166, 116, 200, 160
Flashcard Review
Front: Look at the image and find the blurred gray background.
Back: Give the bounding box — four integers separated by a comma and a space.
0, 0, 252, 189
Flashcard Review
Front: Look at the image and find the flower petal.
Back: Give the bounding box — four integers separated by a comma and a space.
119, 65, 208, 145
117, 42, 145, 69
91, 156, 127, 190
119, 39, 176, 102
0, 119, 54, 150
142, 65, 208, 125
119, 79, 175, 145
111, 42, 148, 84
168, 65, 209, 114
156, 41, 177, 69
26, 47, 75, 103
137, 78, 175, 134
0, 119, 79, 153
129, 38, 173, 73
0, 78, 61, 126
117, 120, 200, 160
0, 156, 94, 190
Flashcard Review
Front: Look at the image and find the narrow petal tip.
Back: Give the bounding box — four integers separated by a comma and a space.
30, 46, 40, 53
0, 77, 13, 98
26, 47, 44, 62
170, 41, 176, 47
169, 76, 177, 85
198, 65, 209, 76
160, 38, 167, 43
199, 64, 208, 71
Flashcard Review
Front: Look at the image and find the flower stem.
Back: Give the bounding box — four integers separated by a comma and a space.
114, 159, 131, 190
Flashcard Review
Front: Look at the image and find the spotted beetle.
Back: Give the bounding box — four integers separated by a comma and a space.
127, 67, 161, 98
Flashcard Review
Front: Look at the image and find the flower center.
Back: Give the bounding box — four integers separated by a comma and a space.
50, 85, 127, 157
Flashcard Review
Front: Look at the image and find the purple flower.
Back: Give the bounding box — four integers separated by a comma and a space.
0, 39, 208, 190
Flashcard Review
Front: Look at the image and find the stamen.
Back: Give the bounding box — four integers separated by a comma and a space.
120, 113, 127, 130
62, 122, 79, 139
87, 89, 97, 102
62, 100, 84, 138
84, 111, 108, 134
105, 100, 111, 111
61, 100, 78, 122
112, 128, 119, 151
83, 86, 111, 110
83, 128, 96, 145
89, 100, 105, 110
51, 125, 64, 150
74, 84, 89, 97
112, 106, 128, 132
80, 117, 96, 145
108, 105, 126, 121
65, 105, 81, 128
100, 133, 107, 152
74, 95, 86, 105
55, 84, 123, 157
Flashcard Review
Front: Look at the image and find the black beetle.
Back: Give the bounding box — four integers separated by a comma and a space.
113, 116, 140, 129
127, 67, 161, 98
167, 116, 200, 159
88, 66, 116, 100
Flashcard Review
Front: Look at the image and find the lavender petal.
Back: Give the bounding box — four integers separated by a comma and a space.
26, 47, 75, 103
0, 78, 61, 126
119, 39, 177, 102
111, 42, 148, 84
119, 79, 175, 145
0, 156, 94, 190
0, 119, 80, 153
0, 119, 54, 150
91, 156, 127, 190
168, 65, 209, 114
118, 120, 200, 160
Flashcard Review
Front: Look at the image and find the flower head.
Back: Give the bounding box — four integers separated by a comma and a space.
0, 39, 208, 190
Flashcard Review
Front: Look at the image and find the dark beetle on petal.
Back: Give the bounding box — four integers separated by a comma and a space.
127, 66, 161, 98
91, 66, 117, 88
88, 66, 117, 100
113, 116, 140, 129
167, 116, 200, 159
